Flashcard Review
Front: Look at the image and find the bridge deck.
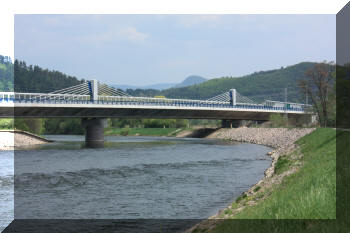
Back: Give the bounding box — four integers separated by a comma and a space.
0, 89, 311, 120
0, 99, 310, 120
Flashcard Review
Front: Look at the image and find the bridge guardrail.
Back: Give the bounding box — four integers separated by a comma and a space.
0, 92, 308, 112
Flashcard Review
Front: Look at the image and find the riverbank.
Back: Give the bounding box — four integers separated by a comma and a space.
0, 130, 51, 150
188, 128, 337, 233
206, 127, 315, 180
206, 127, 315, 148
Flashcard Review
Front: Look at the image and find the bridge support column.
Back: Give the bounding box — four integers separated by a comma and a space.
82, 118, 107, 147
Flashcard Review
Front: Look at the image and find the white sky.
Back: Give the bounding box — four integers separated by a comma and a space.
0, 0, 347, 85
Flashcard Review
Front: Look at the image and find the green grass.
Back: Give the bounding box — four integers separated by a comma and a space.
209, 128, 338, 233
235, 193, 248, 203
274, 156, 292, 174
104, 127, 182, 137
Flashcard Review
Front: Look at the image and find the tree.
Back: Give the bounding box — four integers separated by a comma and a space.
14, 118, 44, 134
297, 62, 335, 127
336, 64, 350, 128
269, 113, 287, 127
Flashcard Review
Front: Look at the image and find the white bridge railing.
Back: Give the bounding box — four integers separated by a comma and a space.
0, 92, 311, 112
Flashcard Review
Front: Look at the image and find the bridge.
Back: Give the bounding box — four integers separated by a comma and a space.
0, 80, 313, 146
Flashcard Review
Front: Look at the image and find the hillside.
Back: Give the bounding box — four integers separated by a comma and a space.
127, 62, 324, 103
14, 60, 82, 93
1, 57, 330, 104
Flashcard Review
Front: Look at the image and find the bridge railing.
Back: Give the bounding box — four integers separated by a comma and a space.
0, 92, 308, 112
0, 92, 90, 102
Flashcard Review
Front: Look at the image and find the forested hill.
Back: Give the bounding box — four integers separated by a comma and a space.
14, 60, 83, 93
0, 55, 14, 91
126, 62, 322, 103
1, 56, 328, 104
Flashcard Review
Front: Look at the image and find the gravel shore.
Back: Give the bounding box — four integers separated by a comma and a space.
0, 131, 49, 150
207, 127, 315, 148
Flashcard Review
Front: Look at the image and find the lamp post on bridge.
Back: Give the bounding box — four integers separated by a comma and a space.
284, 88, 288, 126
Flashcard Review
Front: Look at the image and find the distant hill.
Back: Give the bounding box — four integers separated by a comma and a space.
126, 62, 331, 103
113, 75, 206, 91
112, 83, 176, 91
174, 75, 207, 88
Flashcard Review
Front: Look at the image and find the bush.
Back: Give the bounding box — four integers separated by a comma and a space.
269, 113, 287, 127
44, 118, 84, 135
0, 119, 13, 129
236, 193, 247, 203
14, 118, 44, 134
120, 129, 129, 136
253, 186, 261, 192
274, 156, 291, 174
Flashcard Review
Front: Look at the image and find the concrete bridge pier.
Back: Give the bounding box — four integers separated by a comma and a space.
82, 118, 107, 147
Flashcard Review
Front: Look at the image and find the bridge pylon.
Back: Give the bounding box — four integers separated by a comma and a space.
229, 89, 236, 106
87, 80, 99, 102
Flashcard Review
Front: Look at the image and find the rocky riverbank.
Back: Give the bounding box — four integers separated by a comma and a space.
206, 127, 315, 148
0, 130, 50, 150
186, 127, 316, 232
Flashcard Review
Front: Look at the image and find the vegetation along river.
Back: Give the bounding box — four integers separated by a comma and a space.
0, 135, 271, 230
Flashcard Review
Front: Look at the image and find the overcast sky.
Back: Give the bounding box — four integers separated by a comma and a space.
15, 14, 335, 86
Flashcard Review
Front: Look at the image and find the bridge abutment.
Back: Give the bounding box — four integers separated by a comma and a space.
221, 119, 266, 128
221, 119, 241, 128
82, 118, 107, 147
287, 114, 316, 127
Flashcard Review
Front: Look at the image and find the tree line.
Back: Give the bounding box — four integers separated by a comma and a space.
0, 55, 14, 91
14, 60, 83, 93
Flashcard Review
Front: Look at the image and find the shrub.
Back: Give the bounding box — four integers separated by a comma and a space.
269, 113, 287, 127
254, 186, 261, 192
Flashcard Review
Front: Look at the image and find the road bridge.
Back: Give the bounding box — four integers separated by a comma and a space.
0, 80, 313, 146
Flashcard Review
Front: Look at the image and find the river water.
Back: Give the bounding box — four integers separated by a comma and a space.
1, 135, 271, 231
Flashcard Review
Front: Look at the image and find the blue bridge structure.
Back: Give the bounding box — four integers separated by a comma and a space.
0, 80, 313, 146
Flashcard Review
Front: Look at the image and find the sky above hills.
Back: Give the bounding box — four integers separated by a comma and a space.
14, 14, 335, 86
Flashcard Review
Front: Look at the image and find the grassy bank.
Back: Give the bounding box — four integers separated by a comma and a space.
104, 127, 184, 137
205, 128, 337, 232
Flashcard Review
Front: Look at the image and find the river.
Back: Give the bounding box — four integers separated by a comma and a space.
0, 135, 271, 231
